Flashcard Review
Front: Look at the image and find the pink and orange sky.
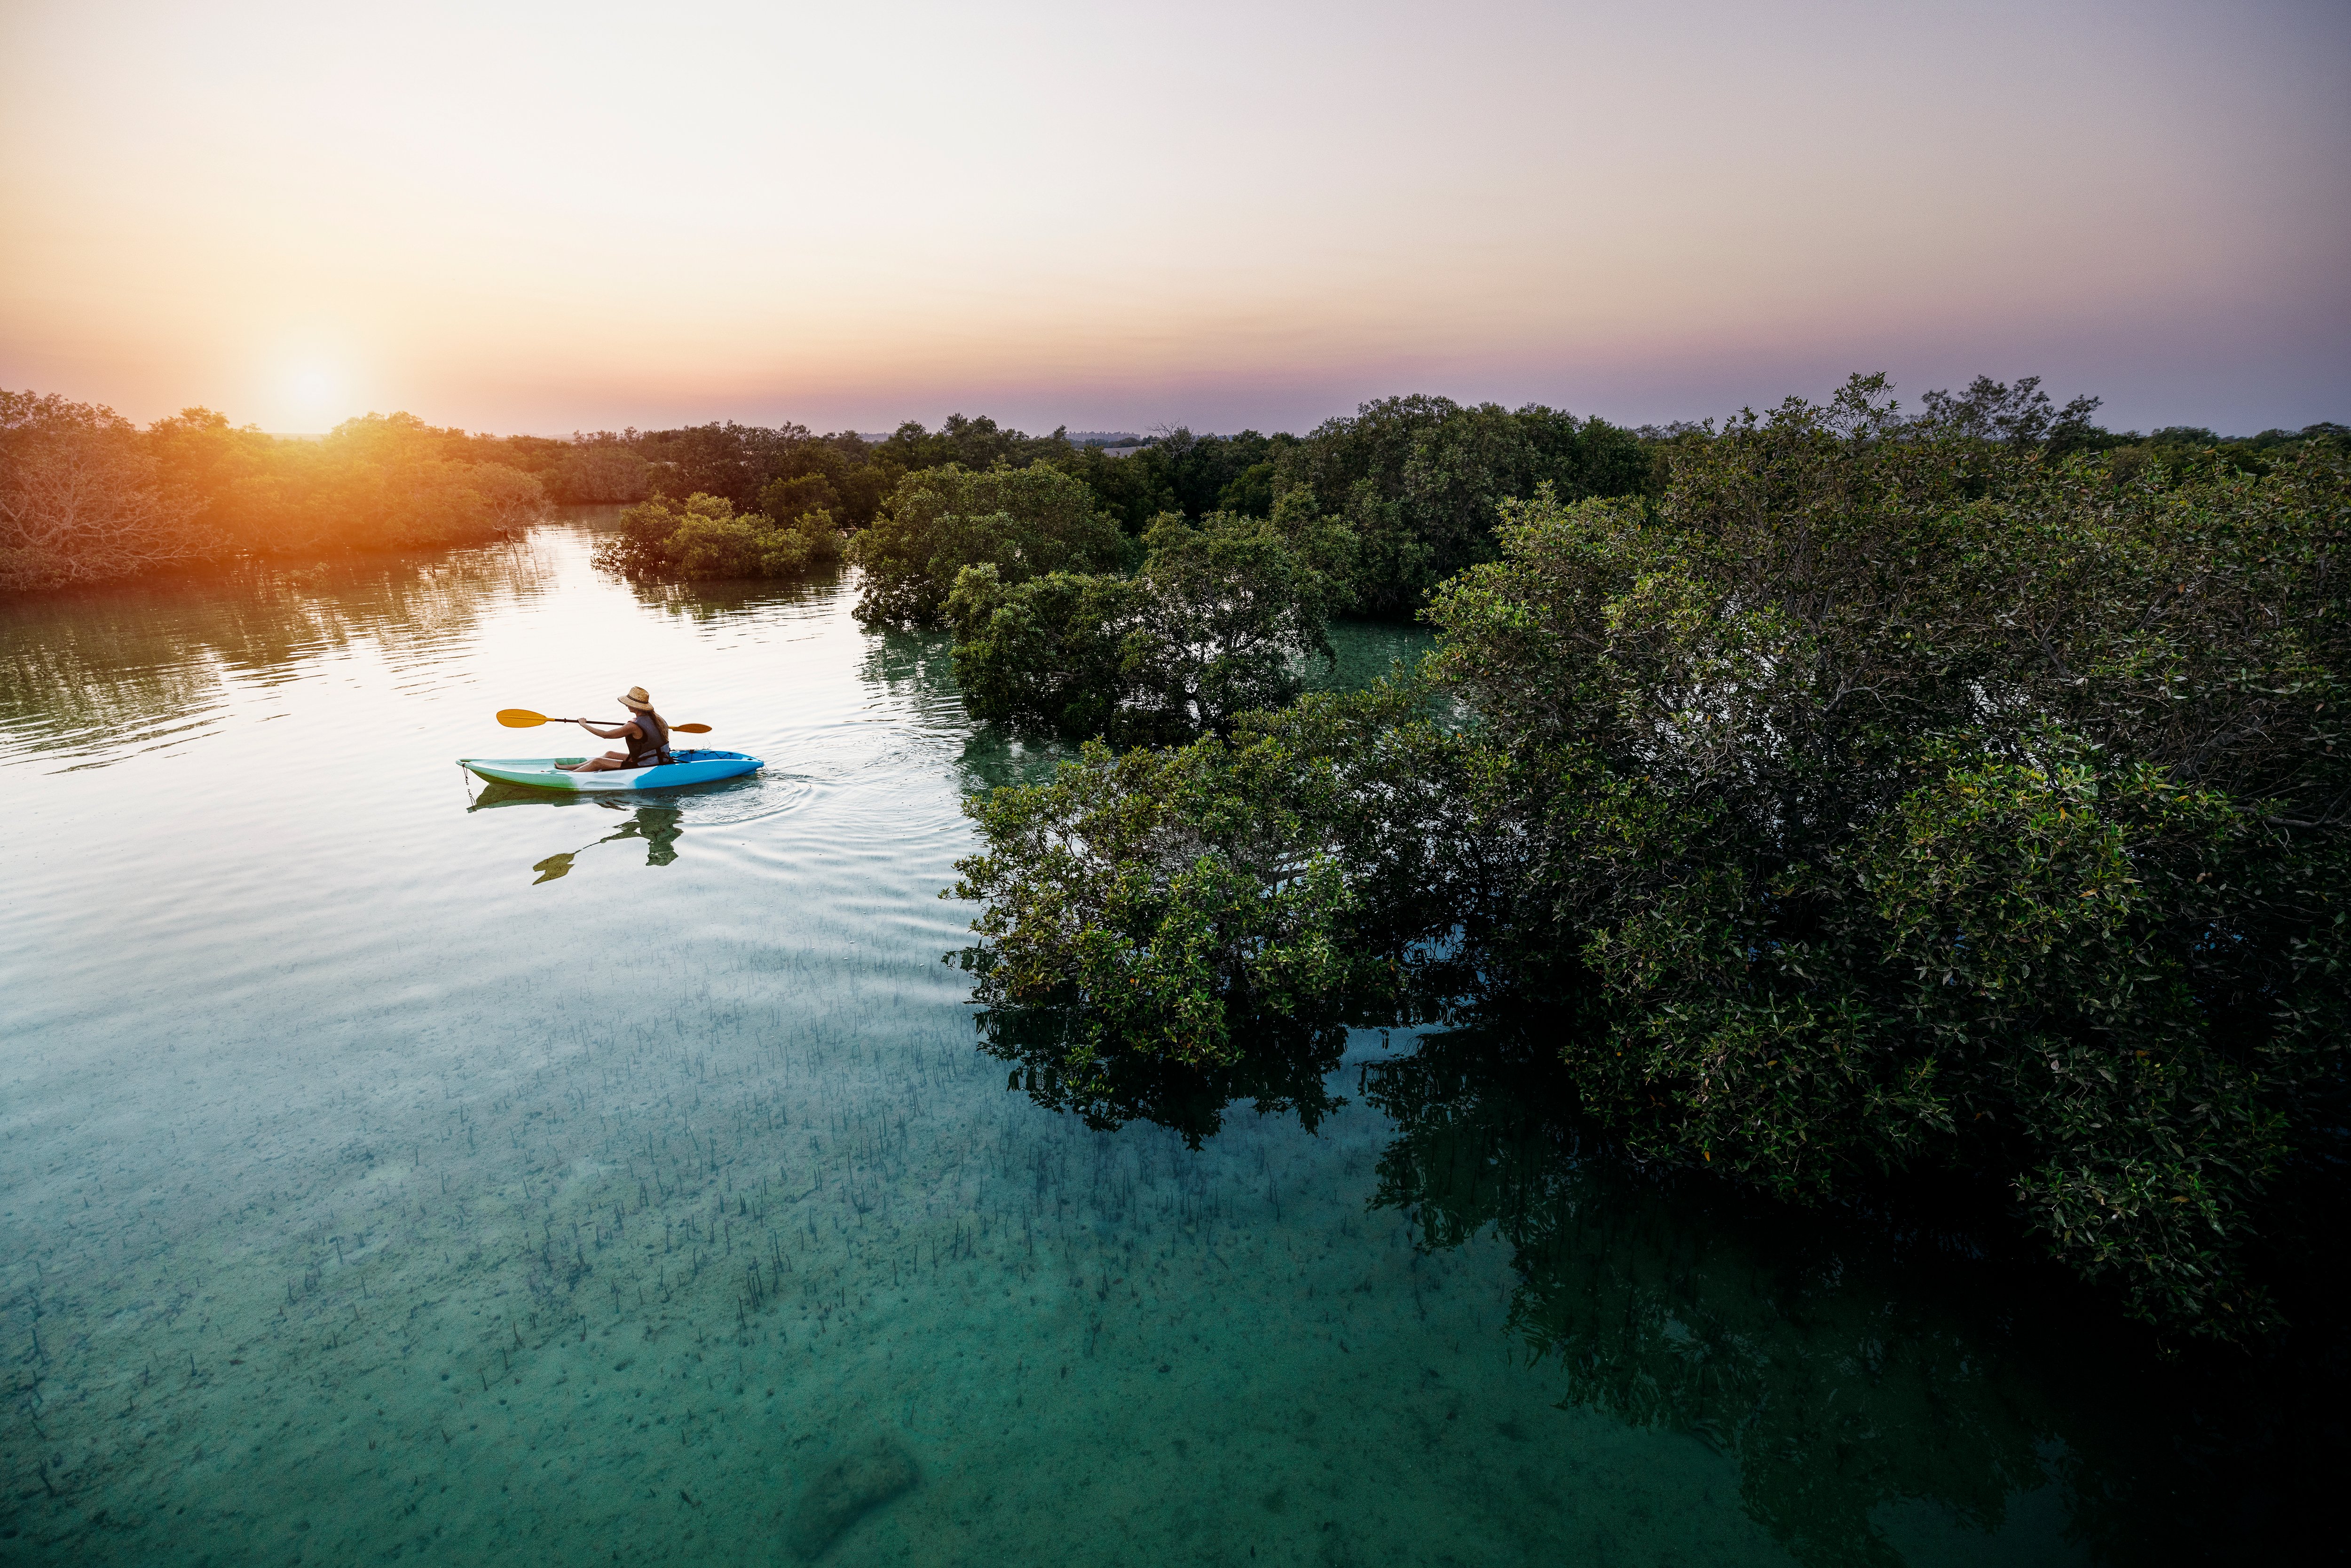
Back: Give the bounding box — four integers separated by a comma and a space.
3, 0, 2345, 437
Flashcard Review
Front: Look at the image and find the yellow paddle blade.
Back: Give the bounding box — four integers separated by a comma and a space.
672, 722, 713, 734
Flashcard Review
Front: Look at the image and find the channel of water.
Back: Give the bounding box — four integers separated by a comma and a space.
0, 514, 2324, 1564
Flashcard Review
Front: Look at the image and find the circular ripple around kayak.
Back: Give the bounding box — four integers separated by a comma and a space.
676, 770, 823, 826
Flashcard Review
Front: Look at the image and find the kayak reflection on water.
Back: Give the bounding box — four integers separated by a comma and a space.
465, 785, 686, 880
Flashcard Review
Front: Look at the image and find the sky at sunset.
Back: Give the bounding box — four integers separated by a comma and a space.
3, 0, 2345, 437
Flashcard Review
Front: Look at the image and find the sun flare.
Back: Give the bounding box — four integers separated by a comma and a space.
280, 366, 342, 432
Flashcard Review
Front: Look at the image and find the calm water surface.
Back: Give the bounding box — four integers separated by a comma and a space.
0, 517, 2325, 1564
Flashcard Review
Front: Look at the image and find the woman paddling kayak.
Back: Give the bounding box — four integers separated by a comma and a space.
462, 695, 758, 792
555, 685, 673, 772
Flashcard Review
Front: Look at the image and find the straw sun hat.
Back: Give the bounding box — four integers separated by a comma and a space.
617, 686, 655, 712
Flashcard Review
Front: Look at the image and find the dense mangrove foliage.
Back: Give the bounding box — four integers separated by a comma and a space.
0, 396, 549, 591
947, 497, 1357, 746
947, 376, 2351, 1342
847, 462, 1134, 625
1273, 395, 1654, 615
591, 493, 843, 582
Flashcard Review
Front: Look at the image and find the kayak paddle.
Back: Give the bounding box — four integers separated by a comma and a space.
497, 708, 713, 734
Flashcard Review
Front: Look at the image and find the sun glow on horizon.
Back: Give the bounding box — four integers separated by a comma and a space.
2, 0, 2346, 436
269, 364, 348, 434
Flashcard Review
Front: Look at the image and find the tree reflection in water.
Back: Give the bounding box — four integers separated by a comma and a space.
0, 536, 559, 761
1366, 1027, 2087, 1567
981, 1005, 2336, 1563
973, 1004, 1348, 1147
1361, 1025, 2351, 1566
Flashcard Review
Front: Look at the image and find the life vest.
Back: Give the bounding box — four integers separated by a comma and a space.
624, 709, 673, 767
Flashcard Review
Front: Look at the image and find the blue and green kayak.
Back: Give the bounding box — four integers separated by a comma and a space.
460, 749, 764, 792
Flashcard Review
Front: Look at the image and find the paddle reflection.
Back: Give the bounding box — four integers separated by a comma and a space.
466, 787, 685, 881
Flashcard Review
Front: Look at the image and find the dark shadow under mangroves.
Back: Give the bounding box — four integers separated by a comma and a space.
974, 1005, 1349, 1147
1362, 1024, 2347, 1567
1368, 1029, 2067, 1568
976, 998, 2345, 1564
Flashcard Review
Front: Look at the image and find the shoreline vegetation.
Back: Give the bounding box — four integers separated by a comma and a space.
940, 377, 2347, 1345
9, 372, 2345, 1345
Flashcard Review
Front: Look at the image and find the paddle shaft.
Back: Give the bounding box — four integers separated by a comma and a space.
497, 709, 711, 733
576, 718, 714, 734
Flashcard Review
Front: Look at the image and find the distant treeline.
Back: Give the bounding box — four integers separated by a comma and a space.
4, 378, 2341, 599
0, 398, 553, 591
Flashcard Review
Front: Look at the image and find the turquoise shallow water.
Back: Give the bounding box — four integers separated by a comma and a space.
0, 517, 2330, 1565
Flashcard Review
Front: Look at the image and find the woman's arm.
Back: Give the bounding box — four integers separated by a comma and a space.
576, 720, 638, 740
